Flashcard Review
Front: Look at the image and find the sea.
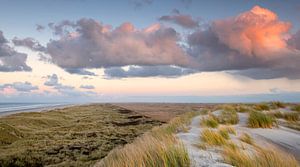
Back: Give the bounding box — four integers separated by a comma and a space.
0, 103, 72, 115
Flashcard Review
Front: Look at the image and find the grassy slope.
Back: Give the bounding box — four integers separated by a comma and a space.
0, 104, 162, 166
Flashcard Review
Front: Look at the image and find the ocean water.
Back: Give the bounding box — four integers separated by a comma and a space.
0, 103, 70, 114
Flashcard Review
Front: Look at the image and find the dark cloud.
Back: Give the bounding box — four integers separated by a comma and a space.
104, 65, 197, 78
0, 31, 32, 72
80, 85, 95, 89
44, 74, 59, 86
36, 24, 45, 32
45, 19, 191, 73
130, 0, 153, 9
65, 68, 97, 76
12, 37, 46, 52
159, 11, 199, 29
0, 82, 38, 92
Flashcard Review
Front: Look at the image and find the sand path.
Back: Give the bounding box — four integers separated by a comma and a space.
177, 115, 232, 167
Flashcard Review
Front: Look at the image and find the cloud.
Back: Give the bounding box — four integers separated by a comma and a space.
44, 74, 59, 86
187, 5, 300, 79
130, 0, 153, 9
45, 19, 191, 73
12, 37, 46, 52
15, 6, 300, 79
0, 31, 31, 72
159, 10, 199, 29
43, 73, 97, 96
65, 68, 97, 76
0, 82, 38, 92
36, 24, 45, 32
80, 85, 95, 89
104, 65, 196, 78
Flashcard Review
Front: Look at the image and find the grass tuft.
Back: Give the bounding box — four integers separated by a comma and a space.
292, 105, 300, 112
201, 115, 219, 128
217, 109, 239, 125
254, 103, 270, 111
239, 133, 253, 145
201, 129, 227, 146
223, 146, 299, 167
248, 111, 275, 128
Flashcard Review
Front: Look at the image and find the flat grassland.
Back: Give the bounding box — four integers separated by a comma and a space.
0, 104, 164, 166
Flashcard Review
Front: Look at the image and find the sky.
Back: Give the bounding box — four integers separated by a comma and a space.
1, 0, 300, 103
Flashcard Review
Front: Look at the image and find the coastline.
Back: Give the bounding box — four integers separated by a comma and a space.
0, 103, 78, 117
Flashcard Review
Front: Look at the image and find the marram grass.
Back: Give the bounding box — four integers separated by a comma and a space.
222, 145, 299, 167
96, 112, 199, 167
248, 111, 275, 128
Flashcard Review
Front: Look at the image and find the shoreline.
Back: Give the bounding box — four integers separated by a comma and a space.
0, 103, 78, 117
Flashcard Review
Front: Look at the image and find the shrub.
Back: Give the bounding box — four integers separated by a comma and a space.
201, 115, 219, 128
217, 109, 239, 124
201, 129, 227, 146
248, 111, 275, 128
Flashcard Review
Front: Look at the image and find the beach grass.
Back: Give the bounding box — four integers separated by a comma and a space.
217, 108, 239, 125
0, 104, 162, 166
201, 128, 227, 146
96, 111, 198, 167
248, 111, 275, 128
223, 145, 299, 167
201, 115, 219, 128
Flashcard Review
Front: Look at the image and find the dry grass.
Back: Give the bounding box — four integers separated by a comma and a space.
270, 101, 286, 109
96, 111, 199, 167
97, 133, 189, 167
223, 145, 299, 167
268, 111, 299, 122
0, 104, 162, 166
248, 111, 275, 128
254, 103, 270, 111
291, 105, 300, 112
219, 126, 236, 135
201, 115, 219, 128
239, 133, 253, 145
217, 108, 239, 125
201, 129, 227, 146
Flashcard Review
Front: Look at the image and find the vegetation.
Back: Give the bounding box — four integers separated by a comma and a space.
201, 129, 227, 146
219, 126, 236, 135
239, 133, 253, 145
96, 112, 199, 167
248, 111, 275, 128
270, 101, 286, 109
0, 104, 162, 166
201, 115, 219, 128
223, 146, 299, 167
292, 105, 300, 112
217, 109, 239, 124
235, 105, 250, 113
254, 103, 270, 111
269, 111, 299, 122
